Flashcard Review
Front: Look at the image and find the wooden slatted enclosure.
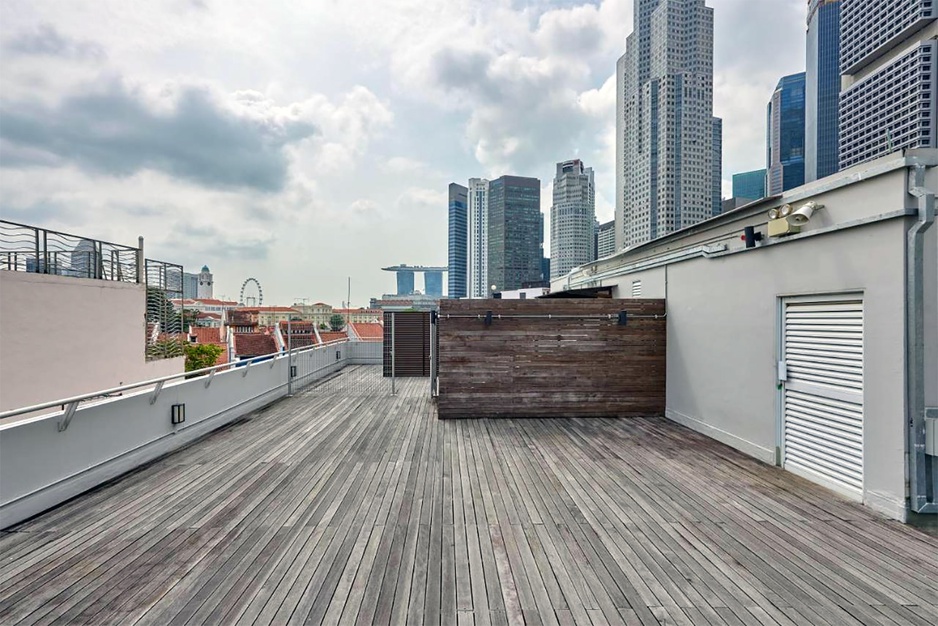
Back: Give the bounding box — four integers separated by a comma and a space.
383, 311, 432, 377
437, 298, 666, 418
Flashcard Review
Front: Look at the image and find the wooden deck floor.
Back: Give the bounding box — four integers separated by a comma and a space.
1, 365, 936, 626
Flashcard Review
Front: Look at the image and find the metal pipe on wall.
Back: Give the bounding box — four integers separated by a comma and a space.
906, 163, 937, 514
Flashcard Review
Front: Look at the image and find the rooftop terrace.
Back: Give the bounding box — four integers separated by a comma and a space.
1, 366, 935, 625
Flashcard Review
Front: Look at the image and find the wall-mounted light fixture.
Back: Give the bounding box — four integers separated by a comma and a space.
767, 201, 824, 238
171, 403, 186, 425
787, 201, 823, 226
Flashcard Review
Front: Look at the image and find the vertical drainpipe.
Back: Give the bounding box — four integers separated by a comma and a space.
907, 162, 937, 514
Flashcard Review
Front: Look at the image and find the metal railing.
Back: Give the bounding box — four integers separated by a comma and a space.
145, 258, 185, 360
0, 220, 141, 283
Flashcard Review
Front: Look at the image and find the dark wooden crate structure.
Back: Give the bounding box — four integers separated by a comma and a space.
383, 311, 432, 377
437, 298, 666, 418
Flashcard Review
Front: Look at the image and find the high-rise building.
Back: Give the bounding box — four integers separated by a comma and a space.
839, 1, 937, 169
447, 183, 468, 299
596, 220, 616, 259
424, 271, 443, 297
732, 169, 767, 201
616, 0, 717, 250
487, 176, 542, 292
467, 178, 489, 298
712, 117, 723, 216
550, 159, 595, 279
805, 0, 842, 182
767, 72, 806, 195
197, 265, 213, 299
183, 272, 199, 299
396, 270, 415, 295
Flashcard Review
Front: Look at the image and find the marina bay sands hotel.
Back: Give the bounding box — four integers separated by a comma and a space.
380, 265, 446, 297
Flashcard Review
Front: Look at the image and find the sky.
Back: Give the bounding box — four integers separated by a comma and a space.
0, 0, 806, 306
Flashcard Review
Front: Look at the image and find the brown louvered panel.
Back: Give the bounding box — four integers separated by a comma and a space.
437, 299, 666, 418
383, 311, 431, 377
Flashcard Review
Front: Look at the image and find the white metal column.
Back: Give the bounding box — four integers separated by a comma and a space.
780, 297, 864, 499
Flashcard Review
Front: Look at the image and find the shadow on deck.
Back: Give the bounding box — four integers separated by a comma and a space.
1, 365, 936, 625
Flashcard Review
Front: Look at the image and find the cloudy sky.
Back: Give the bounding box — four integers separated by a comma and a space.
0, 0, 806, 305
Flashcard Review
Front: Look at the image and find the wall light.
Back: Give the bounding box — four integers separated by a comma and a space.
787, 201, 823, 226
171, 403, 186, 425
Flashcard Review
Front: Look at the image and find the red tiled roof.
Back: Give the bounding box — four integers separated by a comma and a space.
349, 322, 383, 340
285, 336, 317, 349
191, 298, 239, 306
190, 327, 223, 344
318, 331, 347, 344
234, 333, 277, 357
237, 306, 298, 313
197, 312, 222, 319
278, 321, 316, 332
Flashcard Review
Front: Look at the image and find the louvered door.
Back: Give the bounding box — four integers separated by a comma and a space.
782, 298, 864, 498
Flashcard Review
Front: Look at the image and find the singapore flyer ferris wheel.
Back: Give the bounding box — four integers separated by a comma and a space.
239, 277, 264, 307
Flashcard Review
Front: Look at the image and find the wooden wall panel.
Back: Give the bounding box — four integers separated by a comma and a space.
437, 299, 666, 418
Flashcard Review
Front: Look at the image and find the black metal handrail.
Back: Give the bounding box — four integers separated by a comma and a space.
0, 219, 141, 283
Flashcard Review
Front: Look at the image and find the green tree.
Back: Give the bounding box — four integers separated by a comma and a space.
184, 343, 225, 373
329, 314, 345, 331
181, 308, 201, 329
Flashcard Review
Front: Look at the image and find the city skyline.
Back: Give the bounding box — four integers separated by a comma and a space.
1, 1, 812, 304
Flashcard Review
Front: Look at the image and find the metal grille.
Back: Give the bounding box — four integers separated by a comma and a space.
383, 311, 432, 377
631, 279, 642, 297
145, 259, 185, 360
783, 299, 864, 496
0, 220, 139, 282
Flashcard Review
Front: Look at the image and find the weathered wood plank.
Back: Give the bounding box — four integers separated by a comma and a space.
0, 368, 934, 626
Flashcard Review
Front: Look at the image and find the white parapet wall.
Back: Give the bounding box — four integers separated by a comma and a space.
0, 341, 383, 529
0, 271, 185, 413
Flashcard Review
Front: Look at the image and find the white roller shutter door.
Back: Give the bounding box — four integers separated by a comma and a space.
782, 299, 864, 498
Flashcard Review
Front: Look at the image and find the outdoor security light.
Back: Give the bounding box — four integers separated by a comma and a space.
787, 201, 823, 226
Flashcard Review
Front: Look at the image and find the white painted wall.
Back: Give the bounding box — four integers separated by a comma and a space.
0, 272, 183, 412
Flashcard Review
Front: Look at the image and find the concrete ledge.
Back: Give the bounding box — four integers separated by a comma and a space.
665, 408, 776, 465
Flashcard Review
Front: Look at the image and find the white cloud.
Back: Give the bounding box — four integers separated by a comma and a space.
0, 0, 812, 303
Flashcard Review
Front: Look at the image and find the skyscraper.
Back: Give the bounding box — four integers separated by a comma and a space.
596, 220, 616, 259
447, 183, 468, 299
805, 0, 841, 182
488, 176, 542, 292
712, 117, 723, 216
839, 0, 937, 169
550, 159, 595, 279
767, 72, 806, 195
616, 0, 718, 250
425, 271, 443, 297
467, 178, 489, 298
732, 169, 767, 201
